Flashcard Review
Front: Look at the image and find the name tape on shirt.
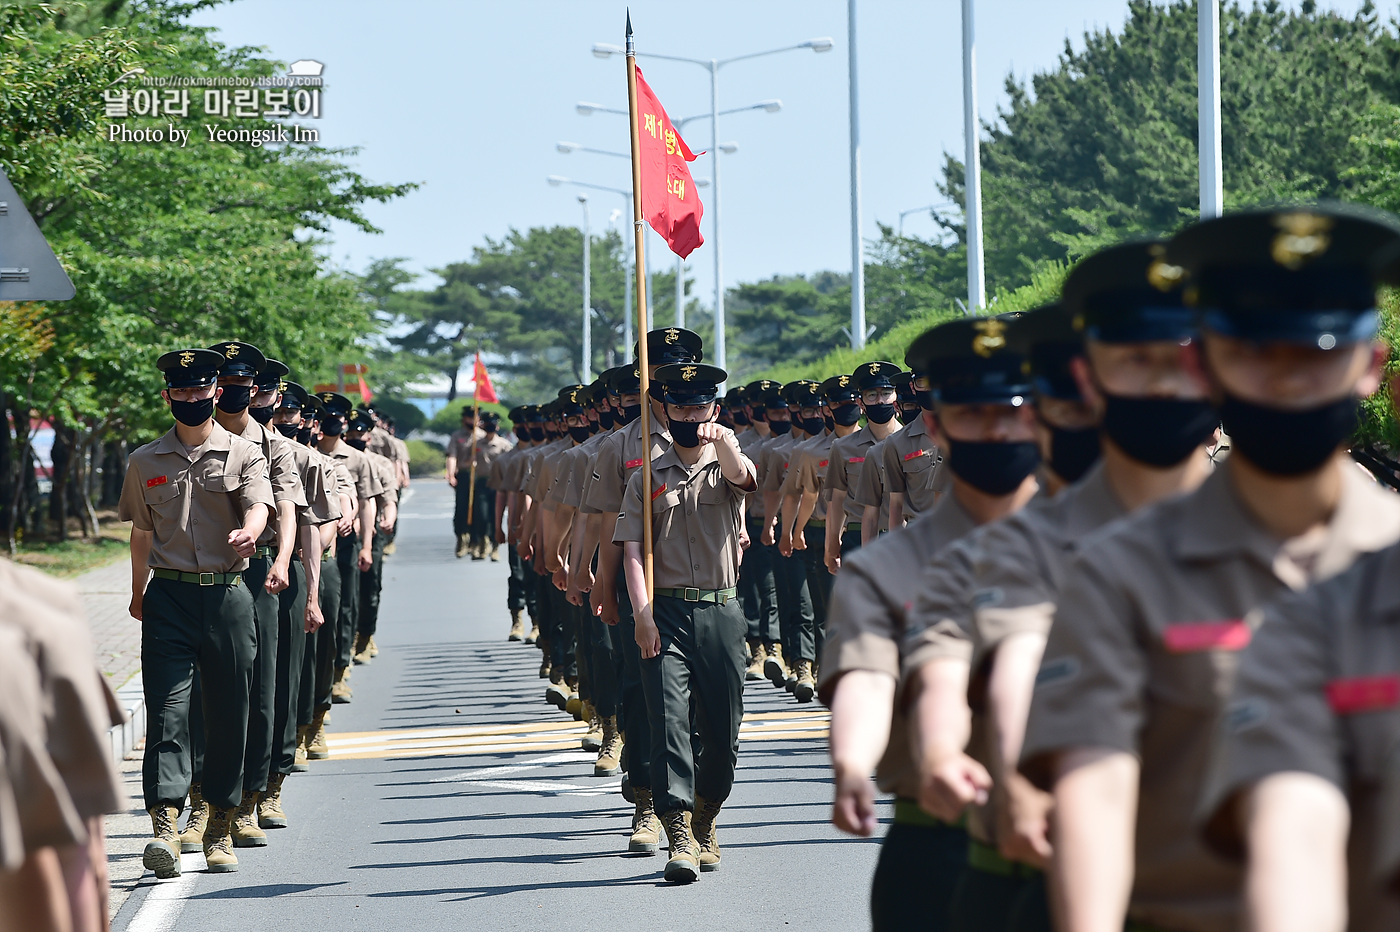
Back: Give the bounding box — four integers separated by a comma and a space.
848, 456, 865, 464
818, 459, 829, 468
651, 482, 667, 501
903, 449, 927, 461
625, 458, 644, 469
146, 475, 168, 488
1326, 675, 1400, 715
1162, 620, 1252, 653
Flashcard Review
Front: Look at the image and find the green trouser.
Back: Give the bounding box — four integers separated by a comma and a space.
946, 840, 1051, 932
141, 575, 255, 811
335, 532, 360, 670
452, 472, 473, 537
469, 478, 494, 550
308, 553, 341, 716
840, 526, 861, 555
358, 529, 387, 640
739, 518, 779, 644
242, 553, 280, 793
870, 801, 969, 932
615, 570, 651, 787
507, 543, 530, 613
545, 583, 578, 678
775, 548, 815, 664
273, 558, 309, 775
639, 594, 747, 814
801, 525, 832, 662
588, 615, 622, 718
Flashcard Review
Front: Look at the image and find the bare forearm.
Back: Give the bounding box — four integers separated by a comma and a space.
861, 504, 878, 546
1243, 774, 1349, 932
1050, 750, 1139, 932
986, 634, 1046, 779
275, 502, 296, 559
358, 498, 375, 544
444, 456, 457, 479
910, 659, 973, 768
130, 529, 152, 593
242, 502, 271, 542
796, 490, 819, 531
889, 492, 906, 529
780, 493, 801, 540
298, 525, 321, 605
622, 541, 648, 615
762, 491, 781, 533
829, 670, 896, 777
597, 528, 622, 590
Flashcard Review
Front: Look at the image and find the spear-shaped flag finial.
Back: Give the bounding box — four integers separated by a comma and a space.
626, 9, 632, 38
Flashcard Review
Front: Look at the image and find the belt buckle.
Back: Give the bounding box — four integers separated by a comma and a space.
198, 572, 214, 586
683, 587, 700, 602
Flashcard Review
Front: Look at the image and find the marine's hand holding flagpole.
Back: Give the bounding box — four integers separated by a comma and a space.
625, 12, 655, 610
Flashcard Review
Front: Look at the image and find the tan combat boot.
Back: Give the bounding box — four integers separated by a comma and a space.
368, 636, 380, 658
203, 807, 239, 873
455, 533, 468, 558
594, 716, 623, 777
793, 659, 816, 703
293, 726, 310, 772
331, 665, 353, 703
524, 620, 540, 645
660, 809, 700, 883
352, 632, 373, 665
545, 672, 570, 710
764, 642, 788, 687
565, 693, 583, 721
507, 609, 525, 642
470, 538, 485, 561
258, 772, 288, 829
692, 795, 723, 872
308, 708, 331, 760
745, 640, 767, 681
144, 805, 182, 879
231, 790, 267, 848
581, 705, 602, 751
489, 542, 500, 562
629, 786, 660, 855
179, 782, 209, 853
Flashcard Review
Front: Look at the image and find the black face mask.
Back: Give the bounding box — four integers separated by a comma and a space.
732, 410, 750, 426
615, 403, 640, 426
832, 404, 861, 427
901, 404, 924, 424
170, 396, 215, 427
216, 384, 252, 413
249, 404, 276, 425
274, 422, 300, 439
344, 437, 367, 451
597, 410, 615, 430
914, 389, 936, 411
545, 429, 561, 441
1048, 425, 1102, 484
801, 416, 826, 436
322, 417, 345, 436
669, 420, 702, 448
1101, 393, 1217, 467
947, 440, 1041, 495
569, 425, 592, 444
296, 425, 315, 445
823, 415, 836, 432
1219, 393, 1358, 476
865, 402, 897, 425
751, 409, 767, 423
528, 426, 545, 441
768, 419, 792, 436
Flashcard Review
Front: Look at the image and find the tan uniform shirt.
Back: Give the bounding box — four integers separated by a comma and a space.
826, 428, 878, 527
366, 430, 396, 463
324, 439, 385, 504
0, 625, 86, 867
238, 419, 306, 546
488, 443, 518, 492
613, 441, 756, 591
118, 423, 275, 573
1022, 464, 1400, 932
742, 434, 772, 521
850, 435, 893, 532
445, 425, 486, 467
782, 431, 835, 525
286, 443, 340, 528
532, 439, 577, 513
817, 492, 977, 799
363, 448, 399, 515
879, 413, 947, 519
557, 430, 612, 510
0, 560, 124, 828
582, 415, 671, 516
1201, 539, 1400, 930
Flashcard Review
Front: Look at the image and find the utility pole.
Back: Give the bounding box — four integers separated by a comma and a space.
1198, 0, 1223, 219
579, 195, 591, 378
848, 0, 866, 348
962, 0, 985, 313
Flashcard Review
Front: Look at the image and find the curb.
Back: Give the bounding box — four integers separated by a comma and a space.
108, 673, 145, 764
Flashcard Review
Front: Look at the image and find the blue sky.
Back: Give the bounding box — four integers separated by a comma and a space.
188, 0, 1372, 310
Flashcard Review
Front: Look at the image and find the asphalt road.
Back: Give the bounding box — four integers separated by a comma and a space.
112, 477, 882, 931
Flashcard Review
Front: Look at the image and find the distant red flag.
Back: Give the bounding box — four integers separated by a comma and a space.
634, 66, 704, 259
472, 352, 498, 404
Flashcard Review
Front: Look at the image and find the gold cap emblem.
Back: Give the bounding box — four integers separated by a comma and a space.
224, 344, 239, 358
867, 363, 880, 376
1146, 257, 1185, 292
1271, 212, 1333, 270
569, 389, 579, 403
972, 318, 1007, 358
838, 375, 850, 387
278, 380, 287, 393
681, 365, 697, 381
179, 351, 196, 367
321, 392, 334, 403
664, 328, 680, 344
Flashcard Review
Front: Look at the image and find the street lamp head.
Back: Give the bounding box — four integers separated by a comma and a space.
578, 194, 588, 203
557, 141, 580, 154
592, 43, 624, 59
803, 37, 835, 53
695, 178, 710, 188
547, 175, 568, 186
718, 142, 739, 154
760, 99, 783, 113
576, 102, 601, 116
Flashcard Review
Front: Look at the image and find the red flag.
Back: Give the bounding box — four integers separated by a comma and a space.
634, 66, 704, 259
472, 352, 498, 404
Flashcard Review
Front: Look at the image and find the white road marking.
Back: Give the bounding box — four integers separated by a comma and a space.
430, 751, 594, 783
122, 854, 202, 932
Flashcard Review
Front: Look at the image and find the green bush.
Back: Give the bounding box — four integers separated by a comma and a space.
405, 438, 446, 478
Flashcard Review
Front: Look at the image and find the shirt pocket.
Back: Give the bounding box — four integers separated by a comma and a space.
1148, 622, 1247, 711
195, 471, 241, 494
143, 480, 183, 509
901, 448, 938, 484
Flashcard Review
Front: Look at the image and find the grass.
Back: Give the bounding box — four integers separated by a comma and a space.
11, 512, 131, 578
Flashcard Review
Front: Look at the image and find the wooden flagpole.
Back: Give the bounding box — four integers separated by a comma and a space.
466, 347, 482, 520
625, 13, 654, 605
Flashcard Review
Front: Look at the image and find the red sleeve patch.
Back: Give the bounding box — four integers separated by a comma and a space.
1162, 620, 1251, 653
1326, 675, 1400, 715
146, 475, 168, 488
651, 482, 667, 501
625, 458, 644, 469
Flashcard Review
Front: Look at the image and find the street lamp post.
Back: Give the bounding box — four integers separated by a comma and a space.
962, 0, 986, 313
590, 38, 832, 369
579, 194, 591, 380
848, 0, 865, 350
1198, 0, 1223, 218
549, 175, 637, 358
